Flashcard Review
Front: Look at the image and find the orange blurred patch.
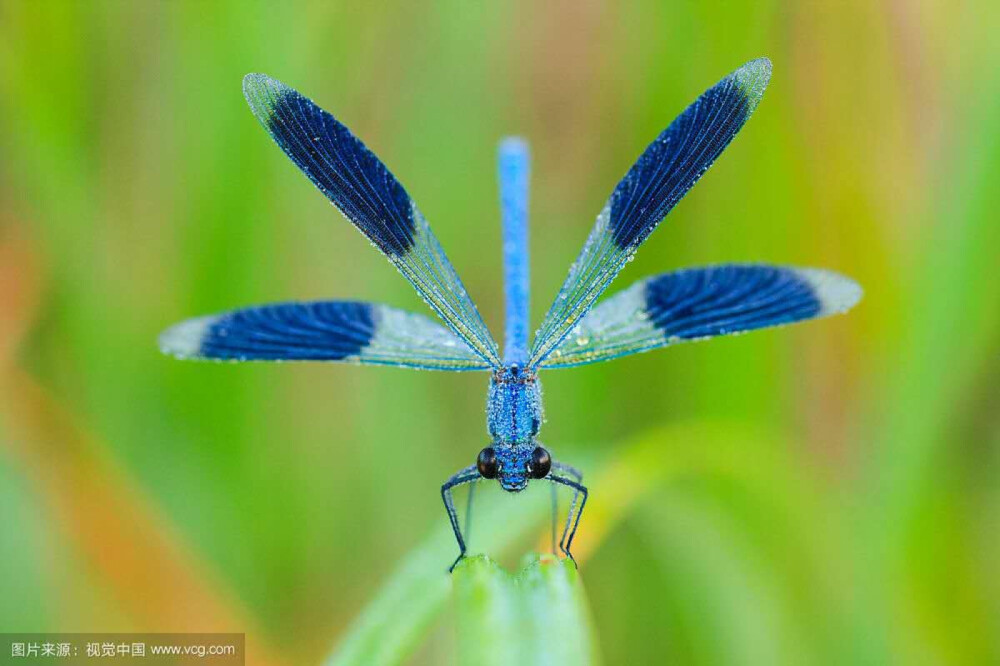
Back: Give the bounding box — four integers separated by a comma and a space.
0, 222, 285, 666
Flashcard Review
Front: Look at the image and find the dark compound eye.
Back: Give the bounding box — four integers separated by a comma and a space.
529, 446, 551, 479
477, 447, 499, 479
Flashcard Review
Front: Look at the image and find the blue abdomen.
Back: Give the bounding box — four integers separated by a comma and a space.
487, 366, 543, 445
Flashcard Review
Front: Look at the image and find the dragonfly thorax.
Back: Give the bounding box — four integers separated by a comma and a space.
487, 364, 543, 446
481, 365, 547, 492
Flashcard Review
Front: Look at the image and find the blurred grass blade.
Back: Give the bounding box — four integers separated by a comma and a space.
453, 554, 600, 666
0, 222, 283, 664
321, 537, 451, 666
0, 370, 287, 666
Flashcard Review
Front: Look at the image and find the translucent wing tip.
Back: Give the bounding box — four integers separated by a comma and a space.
795, 268, 863, 316
158, 316, 215, 359
242, 73, 291, 123
731, 57, 772, 109
243, 72, 284, 96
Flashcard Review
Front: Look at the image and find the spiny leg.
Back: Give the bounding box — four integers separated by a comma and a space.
464, 481, 477, 546
552, 462, 583, 555
554, 461, 583, 480
550, 482, 558, 555
561, 492, 579, 555
441, 465, 479, 572
549, 472, 588, 566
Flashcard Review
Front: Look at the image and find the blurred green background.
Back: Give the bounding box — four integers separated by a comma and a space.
1, 1, 998, 664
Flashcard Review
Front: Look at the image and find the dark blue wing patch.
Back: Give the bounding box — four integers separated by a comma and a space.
645, 265, 820, 340
183, 301, 374, 361
159, 300, 493, 370
609, 58, 771, 250
243, 74, 415, 257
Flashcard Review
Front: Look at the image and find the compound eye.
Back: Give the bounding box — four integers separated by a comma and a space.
477, 447, 499, 479
529, 446, 551, 479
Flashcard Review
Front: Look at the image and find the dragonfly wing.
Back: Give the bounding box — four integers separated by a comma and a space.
243, 74, 500, 367
529, 58, 772, 367
159, 301, 492, 371
541, 265, 861, 368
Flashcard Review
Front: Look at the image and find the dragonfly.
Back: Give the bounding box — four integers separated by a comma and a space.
159, 57, 862, 571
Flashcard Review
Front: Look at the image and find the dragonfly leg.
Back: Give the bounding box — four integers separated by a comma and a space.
554, 461, 583, 481
464, 480, 477, 545
549, 471, 588, 567
441, 465, 479, 572
550, 483, 558, 555
551, 462, 583, 555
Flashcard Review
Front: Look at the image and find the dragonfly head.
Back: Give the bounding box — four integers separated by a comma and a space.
477, 443, 551, 493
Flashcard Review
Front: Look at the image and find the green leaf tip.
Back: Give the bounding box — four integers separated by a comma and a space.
452, 553, 601, 665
